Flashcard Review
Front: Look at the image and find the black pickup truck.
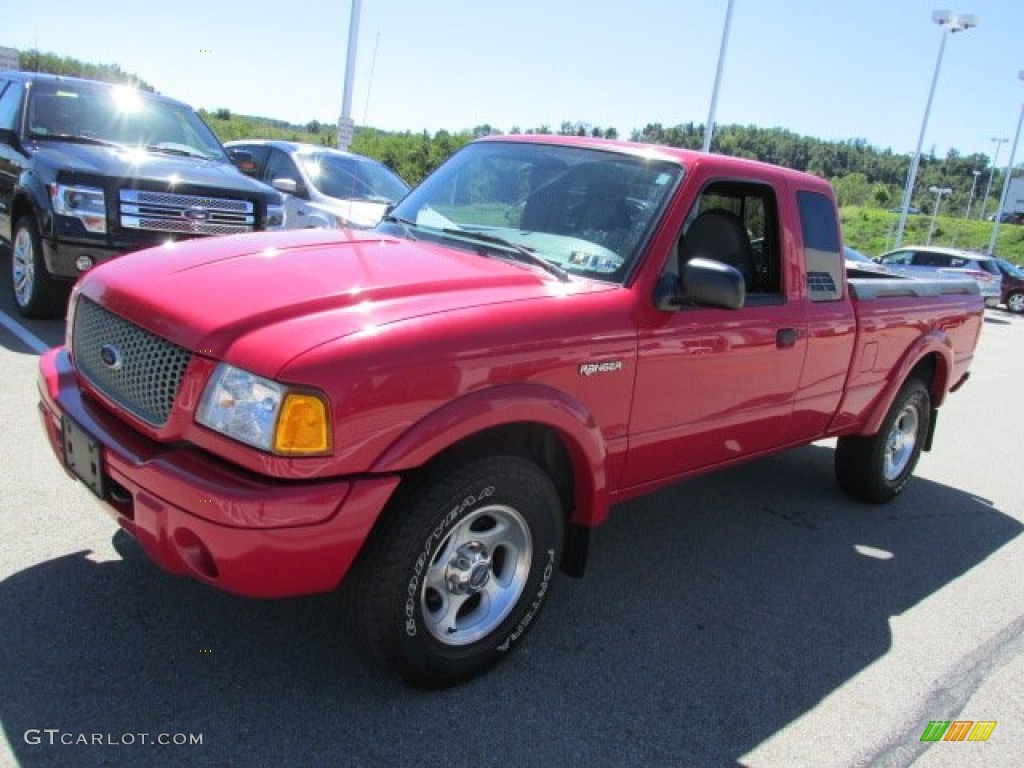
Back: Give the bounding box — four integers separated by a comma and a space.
0, 72, 284, 318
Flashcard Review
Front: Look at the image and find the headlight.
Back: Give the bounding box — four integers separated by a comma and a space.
50, 183, 107, 233
196, 364, 331, 456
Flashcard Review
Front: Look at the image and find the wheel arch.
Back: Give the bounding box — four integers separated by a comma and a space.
860, 338, 949, 437
369, 384, 612, 576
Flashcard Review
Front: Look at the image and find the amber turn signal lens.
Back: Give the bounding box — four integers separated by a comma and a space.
273, 393, 331, 455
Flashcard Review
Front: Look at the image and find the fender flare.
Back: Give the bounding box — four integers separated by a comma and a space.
859, 330, 953, 437
370, 383, 612, 527
12, 172, 51, 233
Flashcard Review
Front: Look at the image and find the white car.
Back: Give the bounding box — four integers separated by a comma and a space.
876, 245, 1002, 307
226, 140, 409, 229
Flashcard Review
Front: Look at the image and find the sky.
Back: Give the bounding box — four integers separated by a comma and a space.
4, 0, 1023, 162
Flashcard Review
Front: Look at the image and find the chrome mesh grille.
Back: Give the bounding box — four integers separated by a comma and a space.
73, 298, 192, 426
119, 189, 255, 235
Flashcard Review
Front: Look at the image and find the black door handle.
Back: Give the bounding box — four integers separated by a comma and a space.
776, 328, 798, 348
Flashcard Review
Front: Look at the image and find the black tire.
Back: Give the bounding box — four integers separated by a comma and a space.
345, 456, 563, 688
835, 377, 931, 504
11, 215, 69, 319
1006, 291, 1024, 314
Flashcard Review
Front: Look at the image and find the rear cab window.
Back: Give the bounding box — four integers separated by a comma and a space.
797, 190, 843, 301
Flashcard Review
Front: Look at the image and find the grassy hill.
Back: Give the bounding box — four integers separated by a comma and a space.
841, 207, 1024, 263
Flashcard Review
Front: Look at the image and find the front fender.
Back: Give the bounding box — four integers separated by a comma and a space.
13, 170, 52, 232
370, 383, 612, 527
859, 330, 952, 437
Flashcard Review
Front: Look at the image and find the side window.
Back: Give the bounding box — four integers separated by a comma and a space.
237, 144, 269, 177
0, 80, 24, 131
264, 149, 301, 186
797, 190, 843, 302
880, 250, 912, 266
675, 180, 783, 301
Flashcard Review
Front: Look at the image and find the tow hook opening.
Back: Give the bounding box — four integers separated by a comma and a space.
173, 529, 219, 581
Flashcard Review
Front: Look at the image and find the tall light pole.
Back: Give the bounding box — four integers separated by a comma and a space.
337, 0, 362, 152
964, 170, 982, 219
953, 170, 981, 245
987, 71, 1024, 257
927, 186, 953, 244
978, 136, 1009, 220
702, 0, 735, 153
894, 10, 978, 248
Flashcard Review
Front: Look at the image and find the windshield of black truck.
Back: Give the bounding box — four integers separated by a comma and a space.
381, 141, 683, 284
25, 82, 226, 162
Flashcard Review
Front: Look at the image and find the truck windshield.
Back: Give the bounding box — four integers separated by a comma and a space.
381, 141, 683, 284
25, 82, 227, 162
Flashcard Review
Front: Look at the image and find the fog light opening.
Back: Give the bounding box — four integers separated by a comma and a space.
75, 255, 95, 272
173, 529, 219, 580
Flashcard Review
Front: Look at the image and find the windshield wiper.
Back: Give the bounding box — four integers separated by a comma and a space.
30, 133, 124, 149
380, 213, 418, 240
440, 227, 570, 283
144, 144, 209, 159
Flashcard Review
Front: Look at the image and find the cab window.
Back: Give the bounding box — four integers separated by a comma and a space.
672, 180, 783, 304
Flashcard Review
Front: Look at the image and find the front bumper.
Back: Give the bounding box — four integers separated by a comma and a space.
37, 347, 399, 597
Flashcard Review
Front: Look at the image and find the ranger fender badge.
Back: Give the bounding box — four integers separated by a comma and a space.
579, 360, 623, 377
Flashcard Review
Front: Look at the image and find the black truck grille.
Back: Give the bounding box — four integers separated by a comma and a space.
119, 189, 255, 235
73, 298, 192, 426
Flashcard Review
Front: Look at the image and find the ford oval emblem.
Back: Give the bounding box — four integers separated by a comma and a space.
183, 206, 209, 222
99, 344, 124, 371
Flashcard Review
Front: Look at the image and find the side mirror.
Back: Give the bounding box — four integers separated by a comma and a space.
271, 177, 298, 195
654, 257, 745, 311
0, 127, 17, 146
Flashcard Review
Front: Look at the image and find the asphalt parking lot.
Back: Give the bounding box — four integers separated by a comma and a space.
1, 248, 1022, 768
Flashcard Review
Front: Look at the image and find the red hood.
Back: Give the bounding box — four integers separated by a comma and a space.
76, 229, 601, 377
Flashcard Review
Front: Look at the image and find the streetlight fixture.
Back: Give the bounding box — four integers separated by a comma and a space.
927, 186, 953, 244
703, 0, 736, 153
978, 137, 1009, 220
987, 71, 1024, 256
894, 10, 979, 248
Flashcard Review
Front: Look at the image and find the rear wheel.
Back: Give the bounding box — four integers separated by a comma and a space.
1006, 291, 1024, 314
835, 378, 931, 503
11, 215, 69, 319
345, 456, 563, 688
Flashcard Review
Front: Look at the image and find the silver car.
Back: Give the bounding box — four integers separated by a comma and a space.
876, 246, 1002, 307
226, 140, 409, 229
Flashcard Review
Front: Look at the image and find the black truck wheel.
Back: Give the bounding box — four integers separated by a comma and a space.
346, 456, 563, 688
835, 377, 931, 503
11, 215, 68, 319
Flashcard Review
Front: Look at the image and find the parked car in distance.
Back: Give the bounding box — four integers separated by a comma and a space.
994, 258, 1024, 314
844, 245, 898, 276
225, 140, 409, 230
0, 72, 285, 318
986, 211, 1023, 225
876, 246, 1002, 307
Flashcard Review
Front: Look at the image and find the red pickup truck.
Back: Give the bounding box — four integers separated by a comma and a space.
37, 135, 983, 687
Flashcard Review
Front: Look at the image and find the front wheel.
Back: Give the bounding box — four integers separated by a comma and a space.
345, 456, 563, 688
835, 378, 932, 503
11, 215, 69, 319
1006, 291, 1024, 314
